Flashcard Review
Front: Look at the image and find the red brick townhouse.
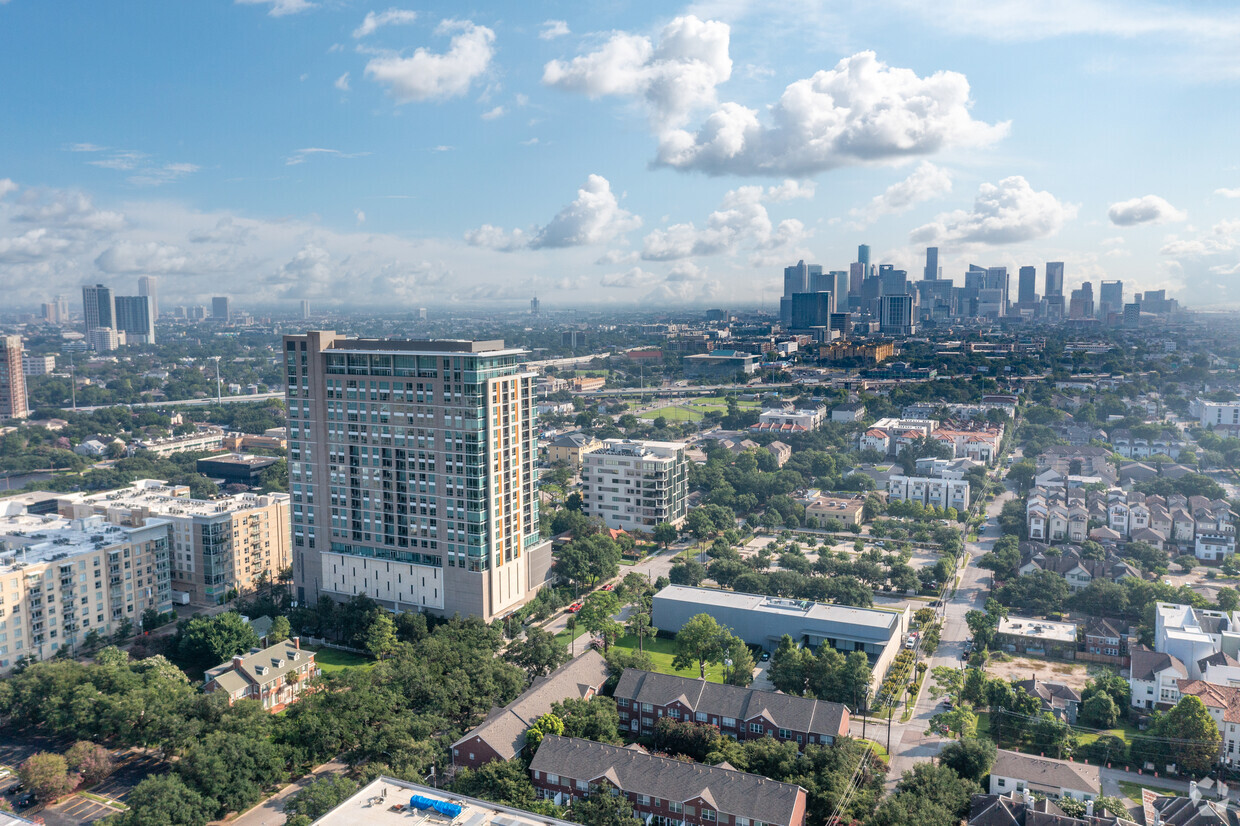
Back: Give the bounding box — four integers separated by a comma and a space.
451, 650, 610, 769
613, 669, 850, 749
530, 735, 808, 826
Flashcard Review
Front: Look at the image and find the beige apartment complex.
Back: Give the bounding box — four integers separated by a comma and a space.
0, 335, 29, 421
59, 479, 290, 606
581, 439, 689, 531
284, 332, 552, 622
0, 506, 173, 673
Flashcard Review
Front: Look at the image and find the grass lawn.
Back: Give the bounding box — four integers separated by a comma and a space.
638, 405, 704, 422
1118, 780, 1181, 801
1072, 718, 1143, 746
610, 634, 729, 683
311, 647, 375, 674
554, 623, 590, 649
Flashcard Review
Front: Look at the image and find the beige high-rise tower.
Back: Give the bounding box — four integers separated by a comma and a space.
284, 331, 551, 621
0, 335, 29, 420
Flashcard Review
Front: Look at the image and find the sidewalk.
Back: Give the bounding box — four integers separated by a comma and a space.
217, 758, 348, 826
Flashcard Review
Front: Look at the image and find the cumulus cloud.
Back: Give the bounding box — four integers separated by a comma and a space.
352, 8, 417, 38
720, 179, 816, 208
94, 241, 192, 274
335, 72, 351, 91
285, 147, 369, 166
656, 51, 1008, 176
910, 176, 1076, 245
0, 229, 71, 263
364, 20, 494, 103
539, 19, 570, 40
1107, 195, 1187, 226
14, 191, 125, 231
849, 161, 952, 228
0, 179, 16, 199
1218, 188, 1240, 198
466, 175, 641, 251
543, 15, 732, 130
235, 0, 314, 17
1160, 219, 1240, 256
189, 217, 253, 245
600, 267, 660, 288
642, 186, 807, 261
481, 105, 505, 120
595, 249, 640, 266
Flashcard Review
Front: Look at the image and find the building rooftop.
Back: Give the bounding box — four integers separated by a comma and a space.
997, 616, 1078, 643
197, 452, 280, 469
592, 438, 686, 458
204, 637, 313, 689
311, 776, 579, 826
63, 478, 288, 517
314, 334, 521, 356
991, 750, 1101, 795
0, 511, 168, 570
655, 585, 901, 640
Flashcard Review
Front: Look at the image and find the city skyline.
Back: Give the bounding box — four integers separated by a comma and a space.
1, 2, 1239, 309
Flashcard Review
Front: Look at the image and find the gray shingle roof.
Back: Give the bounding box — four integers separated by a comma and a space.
968, 793, 1138, 826
612, 669, 849, 739
203, 638, 314, 692
992, 750, 1101, 796
530, 736, 804, 826
452, 650, 609, 761
1129, 648, 1186, 683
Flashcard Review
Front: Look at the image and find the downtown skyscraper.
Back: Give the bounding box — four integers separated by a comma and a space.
284, 331, 549, 621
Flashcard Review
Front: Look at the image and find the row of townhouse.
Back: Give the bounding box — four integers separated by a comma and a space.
1106, 427, 1184, 460
1017, 542, 1141, 591
859, 419, 1002, 466
530, 735, 808, 826
1036, 446, 1117, 483
612, 669, 850, 748
885, 475, 970, 510
1026, 486, 1236, 554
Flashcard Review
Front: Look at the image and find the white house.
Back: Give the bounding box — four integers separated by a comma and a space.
1129, 648, 1188, 710
989, 750, 1100, 802
1196, 534, 1236, 562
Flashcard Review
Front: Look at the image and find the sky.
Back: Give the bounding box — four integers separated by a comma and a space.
1, 0, 1239, 311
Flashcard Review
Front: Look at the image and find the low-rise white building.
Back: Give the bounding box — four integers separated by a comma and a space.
1129, 648, 1188, 710
886, 475, 969, 510
581, 439, 689, 530
1196, 533, 1236, 562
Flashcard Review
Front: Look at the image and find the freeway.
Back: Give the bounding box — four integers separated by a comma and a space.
70, 392, 285, 413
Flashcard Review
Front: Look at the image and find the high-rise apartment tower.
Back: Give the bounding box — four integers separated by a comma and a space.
284, 332, 551, 621
82, 284, 114, 333
0, 335, 29, 420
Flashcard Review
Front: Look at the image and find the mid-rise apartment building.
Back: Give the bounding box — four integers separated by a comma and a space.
581, 439, 689, 531
0, 507, 172, 672
285, 332, 551, 622
0, 335, 29, 421
21, 352, 56, 376
59, 479, 290, 606
134, 427, 225, 457
886, 474, 970, 510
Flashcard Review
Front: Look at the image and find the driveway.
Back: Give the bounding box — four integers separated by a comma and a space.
219, 759, 348, 826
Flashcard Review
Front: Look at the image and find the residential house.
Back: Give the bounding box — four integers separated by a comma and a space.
1083, 618, 1128, 665
1017, 542, 1140, 592
968, 792, 1138, 826
1015, 678, 1081, 724
1037, 446, 1117, 484
203, 637, 318, 713
1119, 462, 1159, 485
612, 669, 850, 749
545, 431, 603, 469
995, 617, 1079, 660
1174, 680, 1240, 763
451, 651, 610, 769
859, 429, 890, 455
988, 750, 1101, 803
1128, 647, 1187, 710
830, 402, 866, 422
765, 441, 792, 468
1196, 533, 1236, 562
529, 736, 809, 826
804, 495, 866, 527
1108, 428, 1183, 460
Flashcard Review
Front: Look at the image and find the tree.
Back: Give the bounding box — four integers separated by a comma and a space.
177, 731, 287, 818
570, 787, 642, 826
1082, 672, 1131, 709
364, 612, 399, 659
552, 696, 622, 743
65, 740, 113, 785
977, 535, 1022, 582
930, 705, 978, 739
1219, 587, 1240, 612
872, 763, 979, 826
1080, 693, 1119, 728
669, 559, 706, 586
509, 626, 570, 680
452, 759, 543, 812
769, 635, 809, 694
965, 609, 1000, 652
672, 614, 729, 679
177, 612, 259, 672
111, 775, 209, 826
19, 752, 77, 802
653, 522, 678, 549
283, 776, 358, 824
578, 591, 623, 652
959, 668, 989, 707
624, 612, 656, 653
938, 737, 996, 784
1154, 695, 1221, 775
995, 569, 1069, 616
269, 615, 291, 643
525, 712, 565, 751
723, 635, 755, 687
554, 535, 622, 590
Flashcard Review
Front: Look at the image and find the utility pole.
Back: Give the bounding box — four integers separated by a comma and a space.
886, 701, 893, 754
214, 356, 222, 403
69, 350, 76, 410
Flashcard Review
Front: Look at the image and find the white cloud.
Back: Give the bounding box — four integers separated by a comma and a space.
189, 216, 253, 245
335, 72, 351, 91
543, 15, 732, 130
68, 143, 108, 153
657, 51, 1008, 176
1215, 187, 1240, 199
481, 105, 505, 120
467, 175, 641, 251
0, 229, 71, 263
1107, 195, 1187, 226
355, 209, 366, 225
720, 179, 816, 208
0, 179, 16, 199
352, 8, 417, 38
642, 186, 807, 261
14, 190, 125, 231
235, 0, 314, 17
910, 176, 1076, 245
94, 241, 192, 274
74, 146, 198, 186
364, 20, 494, 103
286, 147, 369, 166
600, 267, 659, 288
1160, 219, 1240, 256
595, 249, 640, 266
128, 163, 201, 187
539, 20, 570, 40
848, 162, 952, 228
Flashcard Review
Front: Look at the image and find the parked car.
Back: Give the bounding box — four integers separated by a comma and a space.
601, 583, 615, 591
761, 651, 771, 661
567, 602, 583, 613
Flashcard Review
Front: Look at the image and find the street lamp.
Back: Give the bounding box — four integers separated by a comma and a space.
723, 657, 733, 684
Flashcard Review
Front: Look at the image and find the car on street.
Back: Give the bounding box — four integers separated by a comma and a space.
567, 602, 583, 613
601, 583, 615, 591
761, 651, 771, 661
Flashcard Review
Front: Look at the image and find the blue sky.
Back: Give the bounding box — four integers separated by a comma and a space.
1, 0, 1238, 310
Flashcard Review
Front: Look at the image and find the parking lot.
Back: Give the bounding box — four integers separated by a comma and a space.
38, 795, 120, 826
89, 751, 165, 804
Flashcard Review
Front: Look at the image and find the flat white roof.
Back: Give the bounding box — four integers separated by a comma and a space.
656, 585, 901, 632
998, 616, 1077, 643
65, 479, 288, 517
0, 512, 168, 569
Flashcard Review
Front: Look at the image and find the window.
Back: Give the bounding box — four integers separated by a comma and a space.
576, 780, 588, 791
998, 778, 1006, 787
642, 703, 654, 713
778, 728, 792, 739
722, 717, 737, 728
547, 774, 559, 785
749, 722, 763, 733
669, 802, 683, 814
669, 708, 681, 719
696, 712, 707, 723
701, 809, 716, 821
